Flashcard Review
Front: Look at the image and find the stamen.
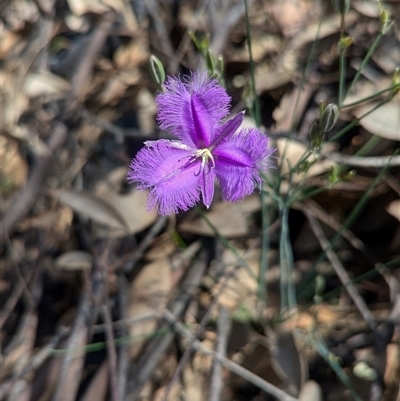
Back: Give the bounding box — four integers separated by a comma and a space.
193, 148, 215, 176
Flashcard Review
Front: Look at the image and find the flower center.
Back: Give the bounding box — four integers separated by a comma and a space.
194, 148, 215, 175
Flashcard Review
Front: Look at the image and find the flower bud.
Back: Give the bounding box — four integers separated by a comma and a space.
353, 362, 378, 382
332, 0, 350, 16
309, 121, 323, 150
149, 55, 165, 86
218, 55, 225, 73
242, 81, 254, 110
189, 31, 210, 54
328, 165, 341, 185
320, 104, 339, 133
390, 67, 400, 98
379, 9, 392, 34
337, 36, 352, 53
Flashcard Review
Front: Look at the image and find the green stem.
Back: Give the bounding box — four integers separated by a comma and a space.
341, 83, 398, 108
338, 14, 346, 105
344, 32, 383, 101
329, 98, 391, 143
244, 0, 261, 127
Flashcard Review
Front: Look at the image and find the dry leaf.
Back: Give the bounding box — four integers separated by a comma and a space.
23, 72, 70, 98
298, 380, 323, 401
0, 135, 28, 193
213, 248, 260, 314
66, 0, 110, 16
80, 361, 108, 401
114, 41, 148, 70
277, 138, 337, 183
272, 0, 320, 37
55, 251, 93, 271
51, 189, 128, 230
352, 100, 400, 141
179, 195, 261, 238
273, 83, 315, 131
129, 257, 172, 357
267, 328, 308, 395
387, 200, 400, 222
352, 0, 380, 17
95, 167, 158, 236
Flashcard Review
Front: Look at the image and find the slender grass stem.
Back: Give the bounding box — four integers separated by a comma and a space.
344, 33, 384, 101
341, 83, 399, 108
259, 192, 269, 304
338, 14, 346, 105
279, 204, 296, 313
244, 0, 261, 127
329, 97, 392, 143
338, 51, 347, 105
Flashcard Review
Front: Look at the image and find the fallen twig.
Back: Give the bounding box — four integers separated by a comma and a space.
303, 207, 377, 331
0, 123, 67, 243
208, 307, 230, 401
163, 310, 299, 401
323, 152, 400, 168
125, 248, 208, 400
0, 327, 69, 399
116, 275, 130, 401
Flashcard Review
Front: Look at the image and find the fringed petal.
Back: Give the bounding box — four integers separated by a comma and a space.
156, 72, 230, 148
213, 128, 275, 202
200, 169, 215, 208
127, 140, 202, 215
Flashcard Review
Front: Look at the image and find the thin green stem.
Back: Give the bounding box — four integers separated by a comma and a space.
338, 52, 347, 105
344, 33, 383, 101
329, 97, 392, 143
279, 204, 296, 313
341, 83, 399, 108
338, 14, 346, 105
259, 193, 269, 304
244, 0, 261, 127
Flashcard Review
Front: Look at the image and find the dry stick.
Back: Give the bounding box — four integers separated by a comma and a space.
208, 307, 230, 401
169, 0, 210, 74
209, 0, 254, 56
52, 278, 95, 401
101, 304, 119, 401
0, 267, 35, 328
68, 16, 114, 103
304, 208, 377, 331
0, 16, 113, 243
6, 312, 38, 401
163, 310, 299, 401
295, 200, 377, 264
122, 216, 168, 275
383, 174, 400, 196
0, 327, 69, 399
80, 109, 142, 143
144, 0, 175, 68
161, 244, 259, 401
298, 201, 400, 296
116, 275, 130, 401
91, 311, 158, 334
125, 251, 208, 400
323, 152, 400, 168
0, 122, 67, 243
96, 243, 120, 401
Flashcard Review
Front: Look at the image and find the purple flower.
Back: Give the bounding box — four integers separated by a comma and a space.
127, 73, 275, 215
